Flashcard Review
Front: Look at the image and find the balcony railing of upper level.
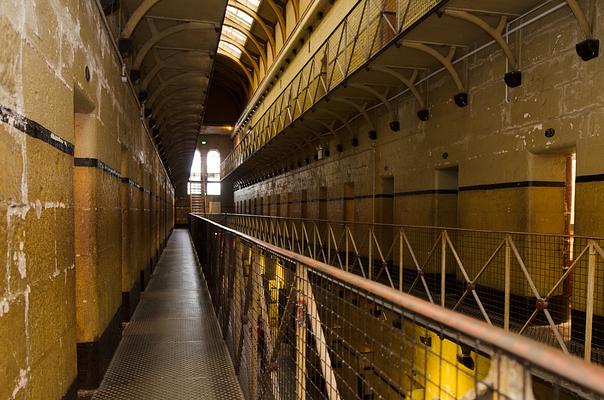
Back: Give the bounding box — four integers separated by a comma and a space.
202, 212, 604, 365
189, 214, 604, 399
221, 0, 443, 178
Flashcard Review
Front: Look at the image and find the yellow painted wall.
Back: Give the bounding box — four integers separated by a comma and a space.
0, 1, 174, 397
233, 4, 604, 321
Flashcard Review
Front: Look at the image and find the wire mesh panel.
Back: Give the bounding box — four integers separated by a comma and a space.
202, 213, 604, 365
221, 0, 444, 178
190, 215, 604, 400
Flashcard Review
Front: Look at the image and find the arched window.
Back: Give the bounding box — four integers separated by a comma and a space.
207, 150, 221, 196
207, 150, 220, 174
188, 150, 203, 194
190, 150, 202, 180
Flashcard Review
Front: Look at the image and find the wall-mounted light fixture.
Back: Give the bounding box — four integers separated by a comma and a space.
417, 109, 430, 121
454, 92, 468, 108
457, 345, 475, 370
504, 70, 522, 88
576, 39, 600, 61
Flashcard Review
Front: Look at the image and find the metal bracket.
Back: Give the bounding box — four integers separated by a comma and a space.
566, 0, 600, 61
348, 83, 399, 131
401, 41, 468, 107
370, 66, 430, 120
566, 0, 594, 38
330, 98, 376, 134
443, 9, 522, 87
323, 109, 353, 135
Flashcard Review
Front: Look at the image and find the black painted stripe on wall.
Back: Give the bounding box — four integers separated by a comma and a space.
459, 180, 565, 191
0, 104, 75, 156
74, 165, 160, 197
119, 177, 156, 197
74, 158, 120, 178
251, 190, 458, 206
121, 177, 141, 189
0, 106, 170, 198
239, 181, 567, 207
576, 174, 604, 183
395, 189, 458, 197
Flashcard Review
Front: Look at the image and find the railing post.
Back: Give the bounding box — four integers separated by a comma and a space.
302, 221, 306, 255
399, 228, 403, 292
250, 245, 260, 397
441, 231, 446, 308
364, 0, 370, 59
297, 262, 341, 400
396, 0, 400, 31
222, 236, 237, 339
328, 223, 332, 263
369, 227, 373, 280
313, 223, 317, 259
345, 226, 349, 272
585, 241, 596, 362
504, 236, 511, 331
295, 262, 307, 400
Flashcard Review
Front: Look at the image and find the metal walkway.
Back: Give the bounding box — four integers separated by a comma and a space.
93, 229, 244, 400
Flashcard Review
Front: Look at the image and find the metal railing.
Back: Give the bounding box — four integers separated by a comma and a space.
202, 213, 604, 364
222, 0, 443, 177
189, 214, 604, 399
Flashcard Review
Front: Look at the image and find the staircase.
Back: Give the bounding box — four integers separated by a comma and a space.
190, 193, 206, 214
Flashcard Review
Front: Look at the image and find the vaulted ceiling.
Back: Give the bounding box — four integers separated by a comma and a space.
110, 0, 290, 193
116, 0, 225, 193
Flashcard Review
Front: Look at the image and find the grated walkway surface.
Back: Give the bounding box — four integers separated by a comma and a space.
93, 229, 243, 400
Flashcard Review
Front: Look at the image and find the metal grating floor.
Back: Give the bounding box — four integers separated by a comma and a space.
93, 229, 244, 400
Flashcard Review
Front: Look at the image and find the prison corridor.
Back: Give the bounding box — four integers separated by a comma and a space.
5, 0, 604, 398
92, 230, 243, 400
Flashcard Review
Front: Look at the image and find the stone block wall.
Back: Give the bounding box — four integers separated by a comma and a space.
0, 1, 175, 398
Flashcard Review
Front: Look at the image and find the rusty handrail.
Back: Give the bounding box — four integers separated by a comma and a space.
192, 214, 604, 397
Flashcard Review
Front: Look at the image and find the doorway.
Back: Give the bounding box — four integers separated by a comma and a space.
301, 189, 308, 219
563, 153, 576, 304
319, 187, 327, 221
435, 166, 459, 227
343, 182, 355, 223
378, 177, 395, 256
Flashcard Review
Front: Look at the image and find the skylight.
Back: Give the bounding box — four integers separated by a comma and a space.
226, 5, 253, 29
222, 26, 247, 45
219, 40, 242, 58
238, 0, 261, 11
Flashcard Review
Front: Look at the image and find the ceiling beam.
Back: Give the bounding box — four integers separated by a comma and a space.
133, 22, 217, 69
